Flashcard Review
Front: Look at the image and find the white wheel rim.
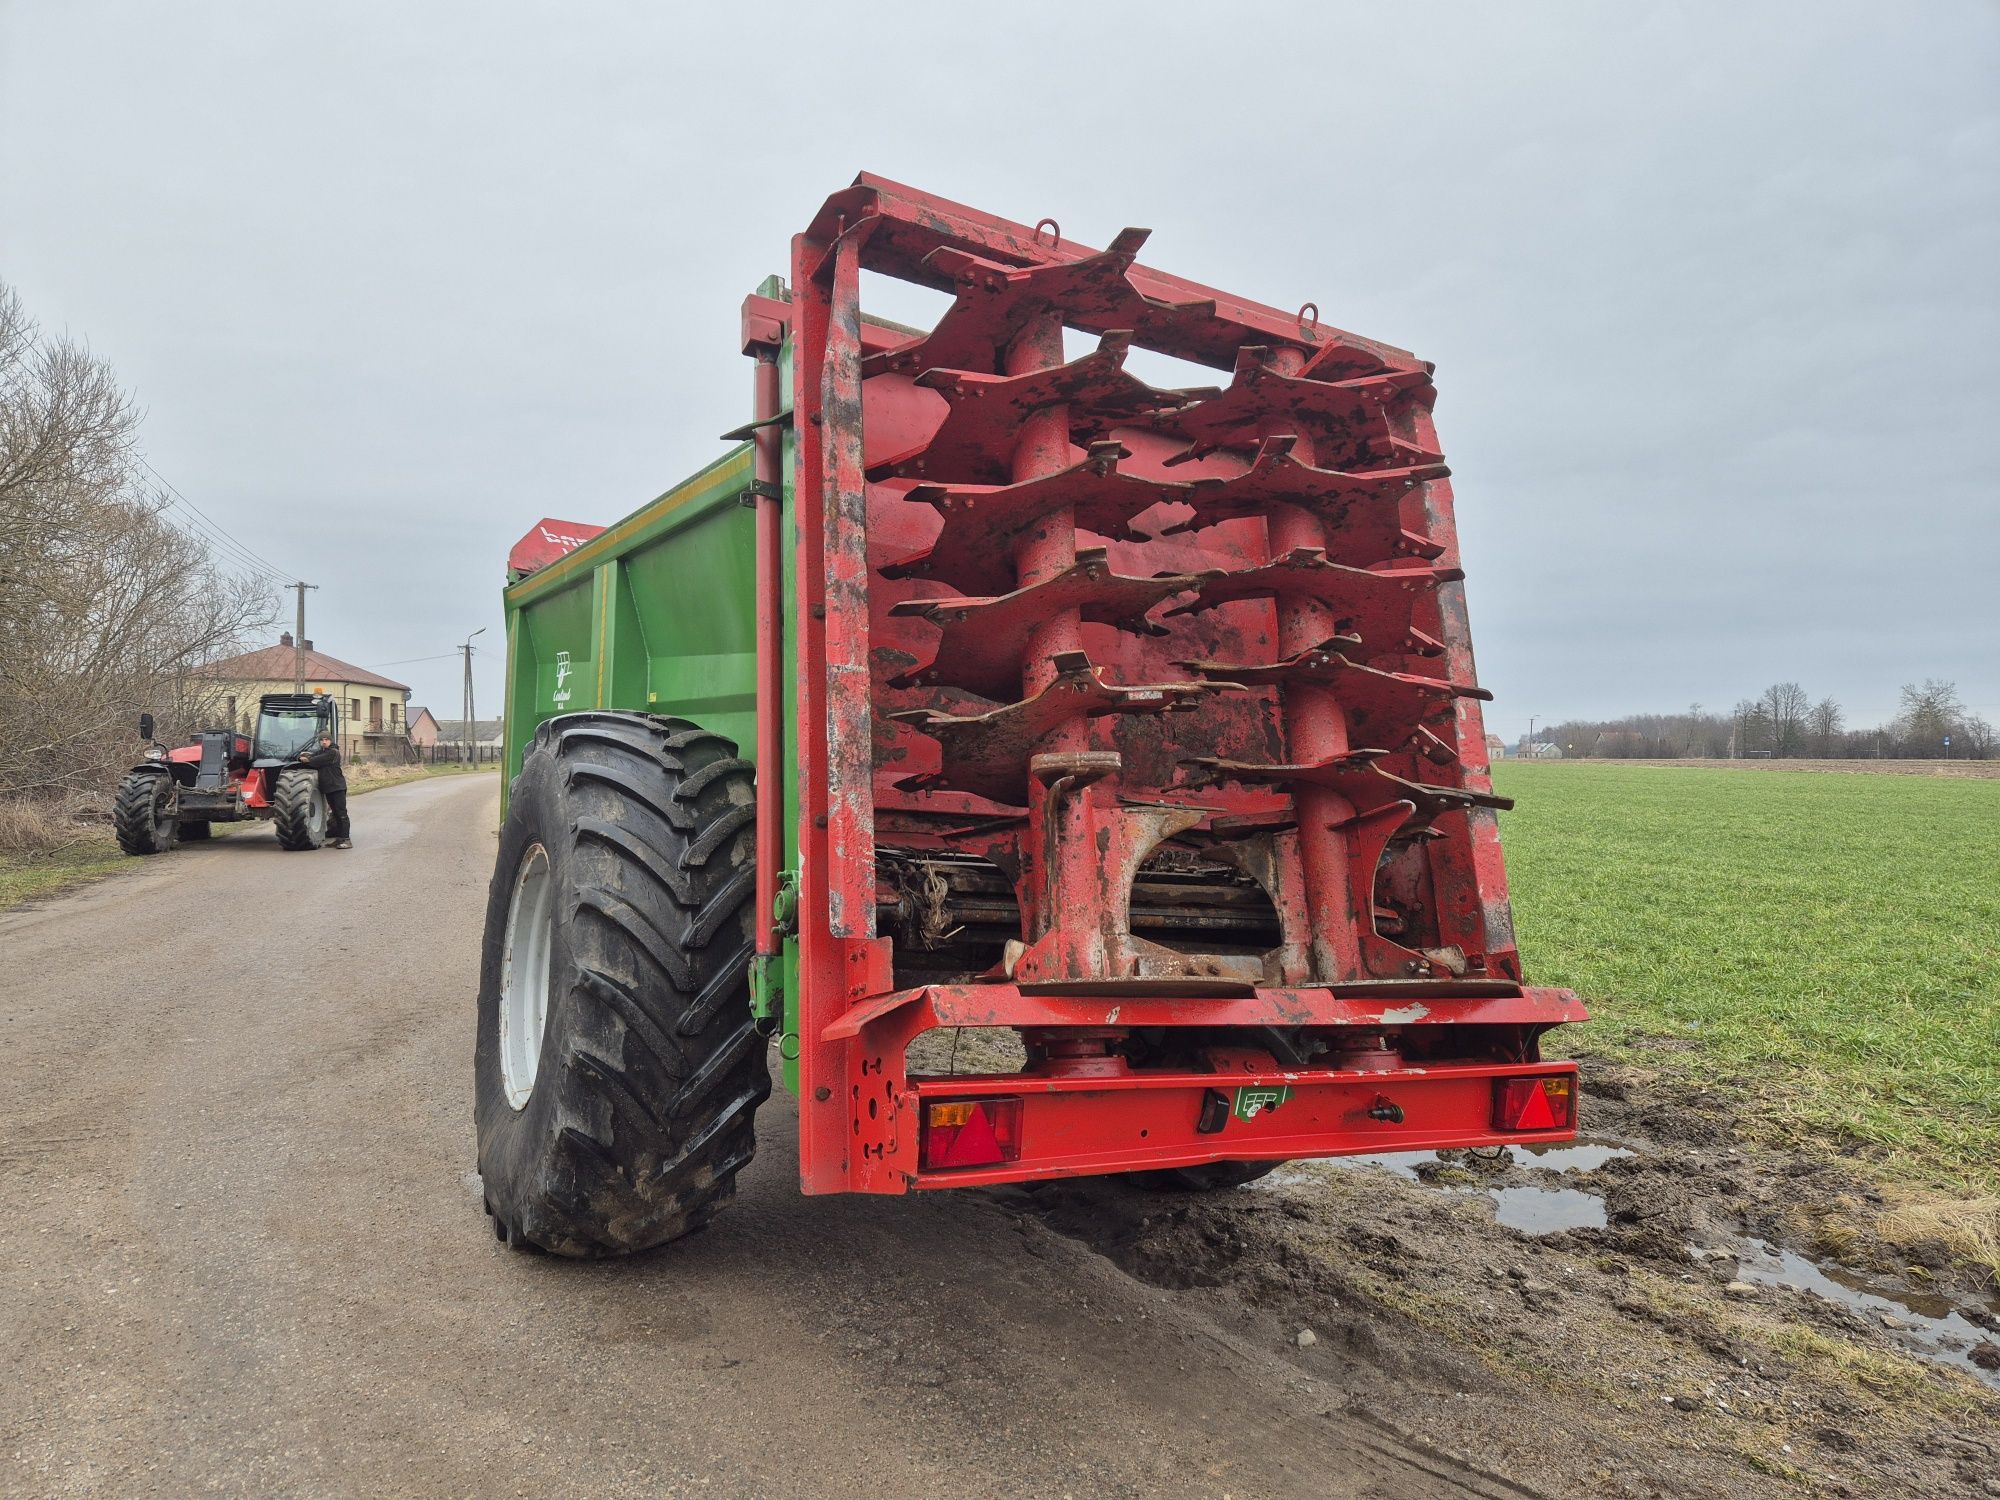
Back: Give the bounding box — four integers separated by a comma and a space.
499, 843, 555, 1109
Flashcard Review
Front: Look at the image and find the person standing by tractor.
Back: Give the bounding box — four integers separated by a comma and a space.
296, 734, 351, 849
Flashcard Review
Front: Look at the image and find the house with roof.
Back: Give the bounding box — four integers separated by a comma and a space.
405, 706, 442, 748
203, 633, 413, 762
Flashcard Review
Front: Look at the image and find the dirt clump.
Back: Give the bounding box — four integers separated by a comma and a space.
1008, 1050, 2000, 1498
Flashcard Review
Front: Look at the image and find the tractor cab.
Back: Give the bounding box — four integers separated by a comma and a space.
252, 693, 338, 769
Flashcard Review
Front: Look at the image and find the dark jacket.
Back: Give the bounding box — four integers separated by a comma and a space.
297, 742, 347, 793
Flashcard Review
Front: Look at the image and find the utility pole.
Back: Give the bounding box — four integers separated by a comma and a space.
461, 628, 486, 763
290, 581, 318, 691
1527, 715, 1536, 756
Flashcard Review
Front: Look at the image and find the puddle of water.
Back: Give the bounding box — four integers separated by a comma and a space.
1302, 1152, 1613, 1235
1515, 1137, 1635, 1172
1490, 1185, 1608, 1233
1730, 1236, 2000, 1390
1314, 1138, 1634, 1183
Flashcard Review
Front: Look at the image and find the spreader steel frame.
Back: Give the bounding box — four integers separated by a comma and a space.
772, 178, 1578, 1193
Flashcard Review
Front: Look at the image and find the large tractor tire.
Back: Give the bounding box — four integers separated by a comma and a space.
475, 711, 766, 1258
271, 768, 327, 850
113, 770, 179, 856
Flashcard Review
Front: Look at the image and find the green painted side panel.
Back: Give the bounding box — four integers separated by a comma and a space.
501, 445, 758, 818
498, 306, 804, 1101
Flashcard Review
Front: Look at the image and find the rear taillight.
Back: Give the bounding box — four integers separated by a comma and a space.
920, 1097, 1023, 1171
1492, 1074, 1576, 1132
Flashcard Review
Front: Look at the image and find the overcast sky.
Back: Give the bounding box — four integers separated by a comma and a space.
3, 2, 1995, 736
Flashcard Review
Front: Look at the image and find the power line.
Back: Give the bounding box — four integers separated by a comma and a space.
366, 652, 463, 668
162, 498, 291, 584
148, 487, 279, 582
138, 457, 298, 583
151, 487, 291, 584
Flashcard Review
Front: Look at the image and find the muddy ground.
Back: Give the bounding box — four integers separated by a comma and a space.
1009, 1048, 2000, 1498
6, 773, 1996, 1497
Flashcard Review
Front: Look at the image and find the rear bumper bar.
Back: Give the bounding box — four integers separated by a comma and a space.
907, 1059, 1579, 1189
810, 980, 1585, 1194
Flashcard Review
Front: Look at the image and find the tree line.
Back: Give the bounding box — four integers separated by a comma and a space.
0, 279, 272, 811
1528, 679, 1994, 760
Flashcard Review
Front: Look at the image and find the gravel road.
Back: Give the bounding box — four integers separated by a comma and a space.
0, 775, 1523, 1499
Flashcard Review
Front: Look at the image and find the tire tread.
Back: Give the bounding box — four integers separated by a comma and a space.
476, 710, 766, 1259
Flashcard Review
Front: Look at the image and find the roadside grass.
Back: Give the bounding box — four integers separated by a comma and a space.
348, 761, 498, 795
0, 763, 496, 908
1493, 763, 2000, 1199
0, 835, 125, 909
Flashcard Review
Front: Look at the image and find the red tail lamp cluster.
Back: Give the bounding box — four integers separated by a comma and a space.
920, 1097, 1024, 1171
1492, 1074, 1576, 1132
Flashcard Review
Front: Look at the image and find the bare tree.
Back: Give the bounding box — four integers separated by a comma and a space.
1732, 698, 1773, 757
0, 281, 274, 807
1806, 696, 1843, 757
1532, 695, 1988, 762
1893, 679, 1966, 757
1760, 682, 1810, 757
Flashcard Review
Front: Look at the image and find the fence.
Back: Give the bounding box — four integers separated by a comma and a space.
424, 743, 503, 765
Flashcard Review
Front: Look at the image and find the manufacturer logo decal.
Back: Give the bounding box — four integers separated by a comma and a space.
552, 650, 573, 707
1232, 1085, 1291, 1121
540, 524, 593, 553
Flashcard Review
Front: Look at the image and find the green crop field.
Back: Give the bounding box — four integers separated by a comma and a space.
1492, 762, 2000, 1194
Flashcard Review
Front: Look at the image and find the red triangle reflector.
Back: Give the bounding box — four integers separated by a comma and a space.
922, 1096, 1024, 1171
1516, 1082, 1558, 1129
1493, 1074, 1573, 1132
944, 1105, 1002, 1166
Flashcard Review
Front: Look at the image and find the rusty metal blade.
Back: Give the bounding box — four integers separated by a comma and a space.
1187, 752, 1513, 820
867, 332, 1217, 484
879, 441, 1193, 595
1143, 349, 1440, 468
1176, 640, 1490, 741
1162, 546, 1452, 661
890, 650, 1236, 805
1147, 436, 1446, 568
862, 228, 1218, 379
888, 548, 1217, 700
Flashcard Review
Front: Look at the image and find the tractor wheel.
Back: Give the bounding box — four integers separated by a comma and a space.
1125, 1161, 1282, 1192
474, 711, 766, 1258
113, 770, 179, 856
179, 821, 213, 841
272, 768, 327, 850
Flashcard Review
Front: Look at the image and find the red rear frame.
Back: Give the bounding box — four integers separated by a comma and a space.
764, 176, 1581, 1195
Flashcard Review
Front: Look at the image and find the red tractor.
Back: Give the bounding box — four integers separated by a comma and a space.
114, 693, 341, 854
